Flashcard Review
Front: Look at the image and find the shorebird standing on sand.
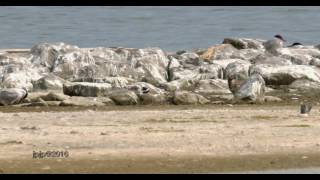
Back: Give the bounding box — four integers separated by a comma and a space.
300, 103, 312, 114
263, 34, 286, 55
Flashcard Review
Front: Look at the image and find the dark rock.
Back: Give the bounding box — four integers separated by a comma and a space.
176, 50, 187, 55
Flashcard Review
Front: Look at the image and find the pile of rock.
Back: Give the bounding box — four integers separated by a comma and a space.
1, 37, 320, 106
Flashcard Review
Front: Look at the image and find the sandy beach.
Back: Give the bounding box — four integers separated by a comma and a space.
0, 104, 320, 173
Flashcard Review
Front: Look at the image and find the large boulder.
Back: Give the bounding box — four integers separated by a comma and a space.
108, 89, 139, 105
173, 91, 210, 105
0, 45, 66, 90
225, 61, 252, 94
225, 61, 251, 80
48, 50, 97, 81
0, 88, 28, 106
234, 74, 266, 103
280, 54, 312, 65
32, 74, 68, 91
30, 42, 79, 71
194, 79, 232, 102
63, 82, 112, 97
30, 43, 171, 86
249, 64, 320, 86
278, 47, 320, 65
89, 47, 170, 86
215, 60, 251, 80
0, 43, 82, 91
0, 64, 43, 91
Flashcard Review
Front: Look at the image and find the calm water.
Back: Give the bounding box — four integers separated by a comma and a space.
0, 6, 320, 51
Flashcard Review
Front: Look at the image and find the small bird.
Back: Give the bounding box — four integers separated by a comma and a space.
263, 34, 286, 55
300, 103, 312, 114
0, 87, 28, 106
142, 87, 150, 94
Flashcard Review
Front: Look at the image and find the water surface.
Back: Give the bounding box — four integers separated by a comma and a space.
0, 6, 319, 51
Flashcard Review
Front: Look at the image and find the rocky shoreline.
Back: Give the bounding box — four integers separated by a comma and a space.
1, 37, 320, 107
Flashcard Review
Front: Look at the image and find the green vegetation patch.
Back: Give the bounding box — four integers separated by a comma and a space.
251, 115, 279, 120
283, 124, 311, 128
272, 124, 311, 128
144, 118, 220, 123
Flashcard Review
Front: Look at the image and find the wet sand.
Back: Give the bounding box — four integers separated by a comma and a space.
0, 104, 320, 173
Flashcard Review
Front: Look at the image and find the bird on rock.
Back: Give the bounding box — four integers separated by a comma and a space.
263, 34, 286, 55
